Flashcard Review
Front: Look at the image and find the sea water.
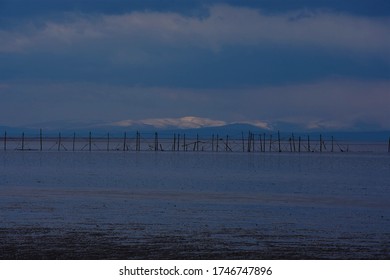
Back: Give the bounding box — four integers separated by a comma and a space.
1, 151, 389, 259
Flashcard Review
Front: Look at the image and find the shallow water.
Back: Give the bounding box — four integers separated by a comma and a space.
1, 151, 389, 259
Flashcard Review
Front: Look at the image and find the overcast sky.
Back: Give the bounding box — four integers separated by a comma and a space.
0, 0, 389, 130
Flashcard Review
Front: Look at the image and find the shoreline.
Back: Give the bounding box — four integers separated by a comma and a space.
1, 226, 389, 260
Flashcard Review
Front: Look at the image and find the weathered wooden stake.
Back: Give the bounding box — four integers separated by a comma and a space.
196, 134, 199, 151
177, 134, 180, 151
387, 137, 390, 153
212, 134, 214, 152
137, 131, 141, 151
241, 132, 245, 152
269, 135, 272, 152
22, 132, 25, 151
259, 134, 262, 152
40, 129, 43, 151
216, 134, 219, 152
3, 131, 6, 151
73, 132, 76, 151
278, 131, 281, 152
292, 133, 296, 152
298, 136, 301, 153
331, 136, 334, 152
123, 132, 127, 151
136, 132, 138, 151
154, 132, 158, 151
307, 135, 310, 152
247, 131, 251, 152
107, 133, 110, 151
263, 133, 266, 152
157, 132, 159, 151
173, 134, 176, 151
320, 134, 322, 153
58, 132, 61, 151
225, 135, 229, 151
89, 132, 92, 152
183, 134, 186, 151
252, 133, 255, 152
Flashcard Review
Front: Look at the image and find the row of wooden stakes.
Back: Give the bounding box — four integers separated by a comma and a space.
2, 130, 390, 153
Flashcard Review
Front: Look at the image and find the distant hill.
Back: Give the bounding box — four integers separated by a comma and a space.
1, 117, 389, 141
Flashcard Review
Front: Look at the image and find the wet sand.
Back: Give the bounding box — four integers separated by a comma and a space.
1, 225, 389, 259
1, 151, 390, 259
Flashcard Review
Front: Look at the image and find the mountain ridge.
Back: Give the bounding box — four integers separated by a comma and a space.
1, 116, 389, 141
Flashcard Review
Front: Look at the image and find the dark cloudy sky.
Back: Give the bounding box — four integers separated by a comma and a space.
0, 0, 389, 130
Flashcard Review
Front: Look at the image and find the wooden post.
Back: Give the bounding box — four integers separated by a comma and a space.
89, 132, 92, 152
3, 131, 6, 151
248, 132, 250, 152
278, 131, 281, 152
157, 132, 159, 151
123, 132, 127, 151
58, 132, 61, 151
253, 133, 255, 152
250, 133, 253, 152
263, 133, 266, 152
177, 134, 180, 151
196, 134, 199, 151
72, 133, 76, 151
259, 134, 262, 152
212, 134, 214, 152
225, 135, 229, 151
173, 133, 176, 151
331, 136, 334, 152
40, 129, 43, 151
137, 131, 141, 151
107, 133, 110, 151
320, 134, 322, 153
241, 132, 245, 152
22, 132, 25, 151
183, 134, 186, 151
298, 136, 301, 153
386, 136, 390, 152
269, 134, 272, 152
307, 135, 310, 152
292, 133, 296, 152
260, 134, 267, 152
247, 131, 251, 152
289, 137, 292, 152
154, 132, 158, 151
216, 134, 219, 152
252, 133, 255, 152
135, 132, 138, 151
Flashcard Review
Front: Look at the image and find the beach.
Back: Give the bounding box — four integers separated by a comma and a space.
1, 151, 389, 259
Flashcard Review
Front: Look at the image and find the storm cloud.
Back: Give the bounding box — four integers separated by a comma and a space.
0, 2, 389, 130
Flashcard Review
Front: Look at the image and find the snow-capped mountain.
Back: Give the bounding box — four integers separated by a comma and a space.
1, 116, 389, 141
